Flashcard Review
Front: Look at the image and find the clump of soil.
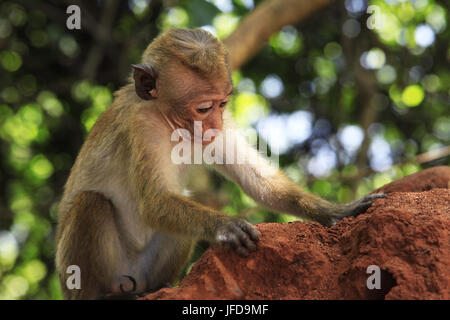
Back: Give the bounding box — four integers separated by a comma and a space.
142, 166, 450, 300
372, 165, 450, 194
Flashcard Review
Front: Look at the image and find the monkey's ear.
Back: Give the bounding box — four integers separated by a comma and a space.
131, 64, 158, 100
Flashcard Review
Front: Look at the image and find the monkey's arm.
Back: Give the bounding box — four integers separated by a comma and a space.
134, 175, 259, 255
213, 128, 384, 226
127, 112, 260, 255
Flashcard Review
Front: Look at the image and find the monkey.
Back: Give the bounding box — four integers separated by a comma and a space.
55, 28, 385, 300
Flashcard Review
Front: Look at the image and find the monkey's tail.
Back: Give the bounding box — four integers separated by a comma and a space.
119, 275, 137, 294
98, 275, 138, 300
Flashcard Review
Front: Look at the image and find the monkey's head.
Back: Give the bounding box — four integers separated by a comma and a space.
132, 28, 232, 145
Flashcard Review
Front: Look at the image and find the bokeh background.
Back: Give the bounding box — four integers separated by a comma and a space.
0, 0, 448, 299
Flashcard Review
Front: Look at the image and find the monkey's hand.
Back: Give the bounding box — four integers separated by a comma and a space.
327, 193, 386, 226
215, 219, 261, 257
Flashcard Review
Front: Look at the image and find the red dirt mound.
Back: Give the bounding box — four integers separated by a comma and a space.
142, 166, 450, 300
372, 166, 450, 194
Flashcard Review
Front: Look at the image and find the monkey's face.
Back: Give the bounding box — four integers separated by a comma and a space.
133, 62, 232, 145
161, 67, 232, 145
164, 88, 232, 145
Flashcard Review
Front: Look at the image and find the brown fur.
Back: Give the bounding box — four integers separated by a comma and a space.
55, 28, 383, 299
55, 191, 121, 299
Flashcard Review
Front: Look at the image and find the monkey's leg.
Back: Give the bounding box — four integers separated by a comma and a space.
136, 233, 196, 293
55, 191, 129, 300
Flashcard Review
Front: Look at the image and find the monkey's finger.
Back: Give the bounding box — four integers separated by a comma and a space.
349, 193, 386, 215
359, 193, 386, 208
224, 240, 249, 257
222, 230, 242, 250
235, 245, 249, 257
237, 221, 261, 241
231, 225, 257, 251
365, 193, 386, 201
225, 233, 250, 256
224, 226, 254, 256
354, 202, 373, 214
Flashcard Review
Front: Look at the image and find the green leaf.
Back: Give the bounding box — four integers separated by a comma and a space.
186, 0, 220, 27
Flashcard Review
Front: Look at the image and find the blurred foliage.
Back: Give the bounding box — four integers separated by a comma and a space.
0, 0, 448, 299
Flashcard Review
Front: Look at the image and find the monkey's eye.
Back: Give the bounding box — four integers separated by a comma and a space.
219, 101, 228, 108
197, 107, 213, 114
196, 101, 213, 114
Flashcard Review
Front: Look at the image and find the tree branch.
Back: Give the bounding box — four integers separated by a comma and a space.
81, 0, 120, 79
223, 0, 334, 70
